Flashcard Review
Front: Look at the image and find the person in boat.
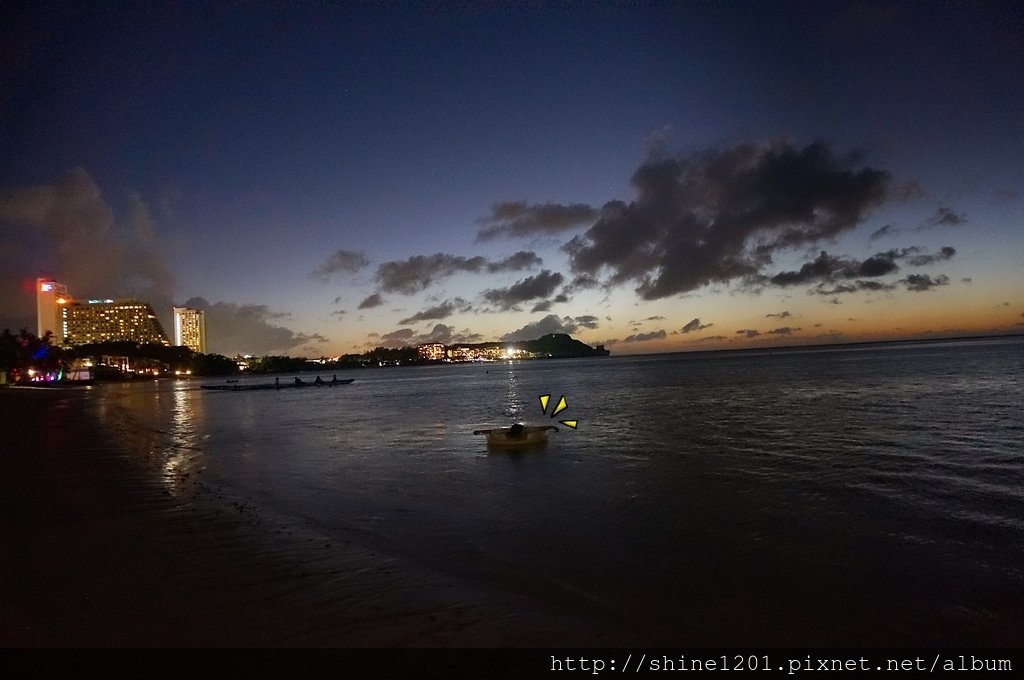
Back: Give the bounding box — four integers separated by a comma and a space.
275, 376, 280, 388
331, 374, 338, 384
294, 376, 304, 386
507, 423, 527, 439
314, 375, 324, 385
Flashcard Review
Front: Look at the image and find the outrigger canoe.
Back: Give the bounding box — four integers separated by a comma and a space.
202, 378, 354, 391
473, 424, 558, 448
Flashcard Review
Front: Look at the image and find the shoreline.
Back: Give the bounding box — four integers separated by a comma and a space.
0, 388, 616, 647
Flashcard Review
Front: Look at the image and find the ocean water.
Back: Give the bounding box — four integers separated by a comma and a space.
93, 337, 1023, 645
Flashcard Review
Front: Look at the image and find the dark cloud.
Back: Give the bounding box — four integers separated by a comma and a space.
768, 326, 802, 335
184, 297, 323, 356
567, 274, 601, 290
378, 323, 483, 347
417, 324, 483, 346
376, 253, 487, 294
901, 274, 950, 291
530, 300, 552, 312
770, 249, 898, 286
398, 297, 471, 325
482, 270, 564, 310
681, 318, 713, 333
923, 206, 967, 228
770, 251, 856, 286
485, 250, 543, 272
645, 315, 667, 321
331, 309, 347, 317
500, 314, 579, 342
906, 246, 955, 266
565, 140, 892, 300
857, 253, 900, 277
813, 280, 897, 295
770, 245, 954, 290
623, 329, 667, 343
378, 328, 415, 347
358, 293, 385, 309
766, 310, 791, 319
736, 329, 761, 338
310, 249, 369, 282
373, 251, 542, 295
477, 201, 597, 241
574, 315, 600, 329
0, 168, 178, 331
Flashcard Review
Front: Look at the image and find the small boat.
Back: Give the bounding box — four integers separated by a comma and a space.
473, 423, 558, 448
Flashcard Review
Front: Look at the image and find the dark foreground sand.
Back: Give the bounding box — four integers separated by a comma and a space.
0, 387, 614, 647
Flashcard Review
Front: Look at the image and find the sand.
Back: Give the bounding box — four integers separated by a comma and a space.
0, 387, 614, 647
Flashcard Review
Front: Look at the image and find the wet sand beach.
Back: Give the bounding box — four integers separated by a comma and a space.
0, 387, 613, 647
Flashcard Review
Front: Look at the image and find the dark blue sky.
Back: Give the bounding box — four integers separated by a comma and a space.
2, 1, 1021, 355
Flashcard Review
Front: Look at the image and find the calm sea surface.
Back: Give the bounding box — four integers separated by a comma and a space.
93, 337, 1023, 645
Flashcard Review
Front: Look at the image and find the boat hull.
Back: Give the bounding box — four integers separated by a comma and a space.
474, 425, 557, 448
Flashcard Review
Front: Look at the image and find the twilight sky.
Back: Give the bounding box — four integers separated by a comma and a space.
1, 1, 1021, 356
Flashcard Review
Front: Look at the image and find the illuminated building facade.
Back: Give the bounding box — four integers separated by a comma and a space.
417, 343, 446, 361
173, 307, 207, 353
36, 278, 69, 339
61, 299, 170, 346
445, 344, 508, 362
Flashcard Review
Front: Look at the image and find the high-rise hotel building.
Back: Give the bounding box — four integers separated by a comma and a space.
36, 278, 169, 346
62, 300, 169, 346
36, 278, 69, 339
173, 307, 207, 353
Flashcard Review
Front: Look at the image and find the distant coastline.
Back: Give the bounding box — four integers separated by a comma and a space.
616, 332, 1024, 360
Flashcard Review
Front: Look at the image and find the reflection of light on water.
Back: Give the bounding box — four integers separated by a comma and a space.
503, 368, 522, 420
162, 383, 205, 496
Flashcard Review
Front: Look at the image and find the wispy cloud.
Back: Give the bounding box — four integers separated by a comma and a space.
373, 251, 542, 295
901, 274, 950, 291
398, 298, 472, 325
358, 293, 385, 309
680, 318, 713, 333
310, 249, 369, 282
921, 206, 967, 229
622, 329, 667, 343
476, 201, 597, 241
